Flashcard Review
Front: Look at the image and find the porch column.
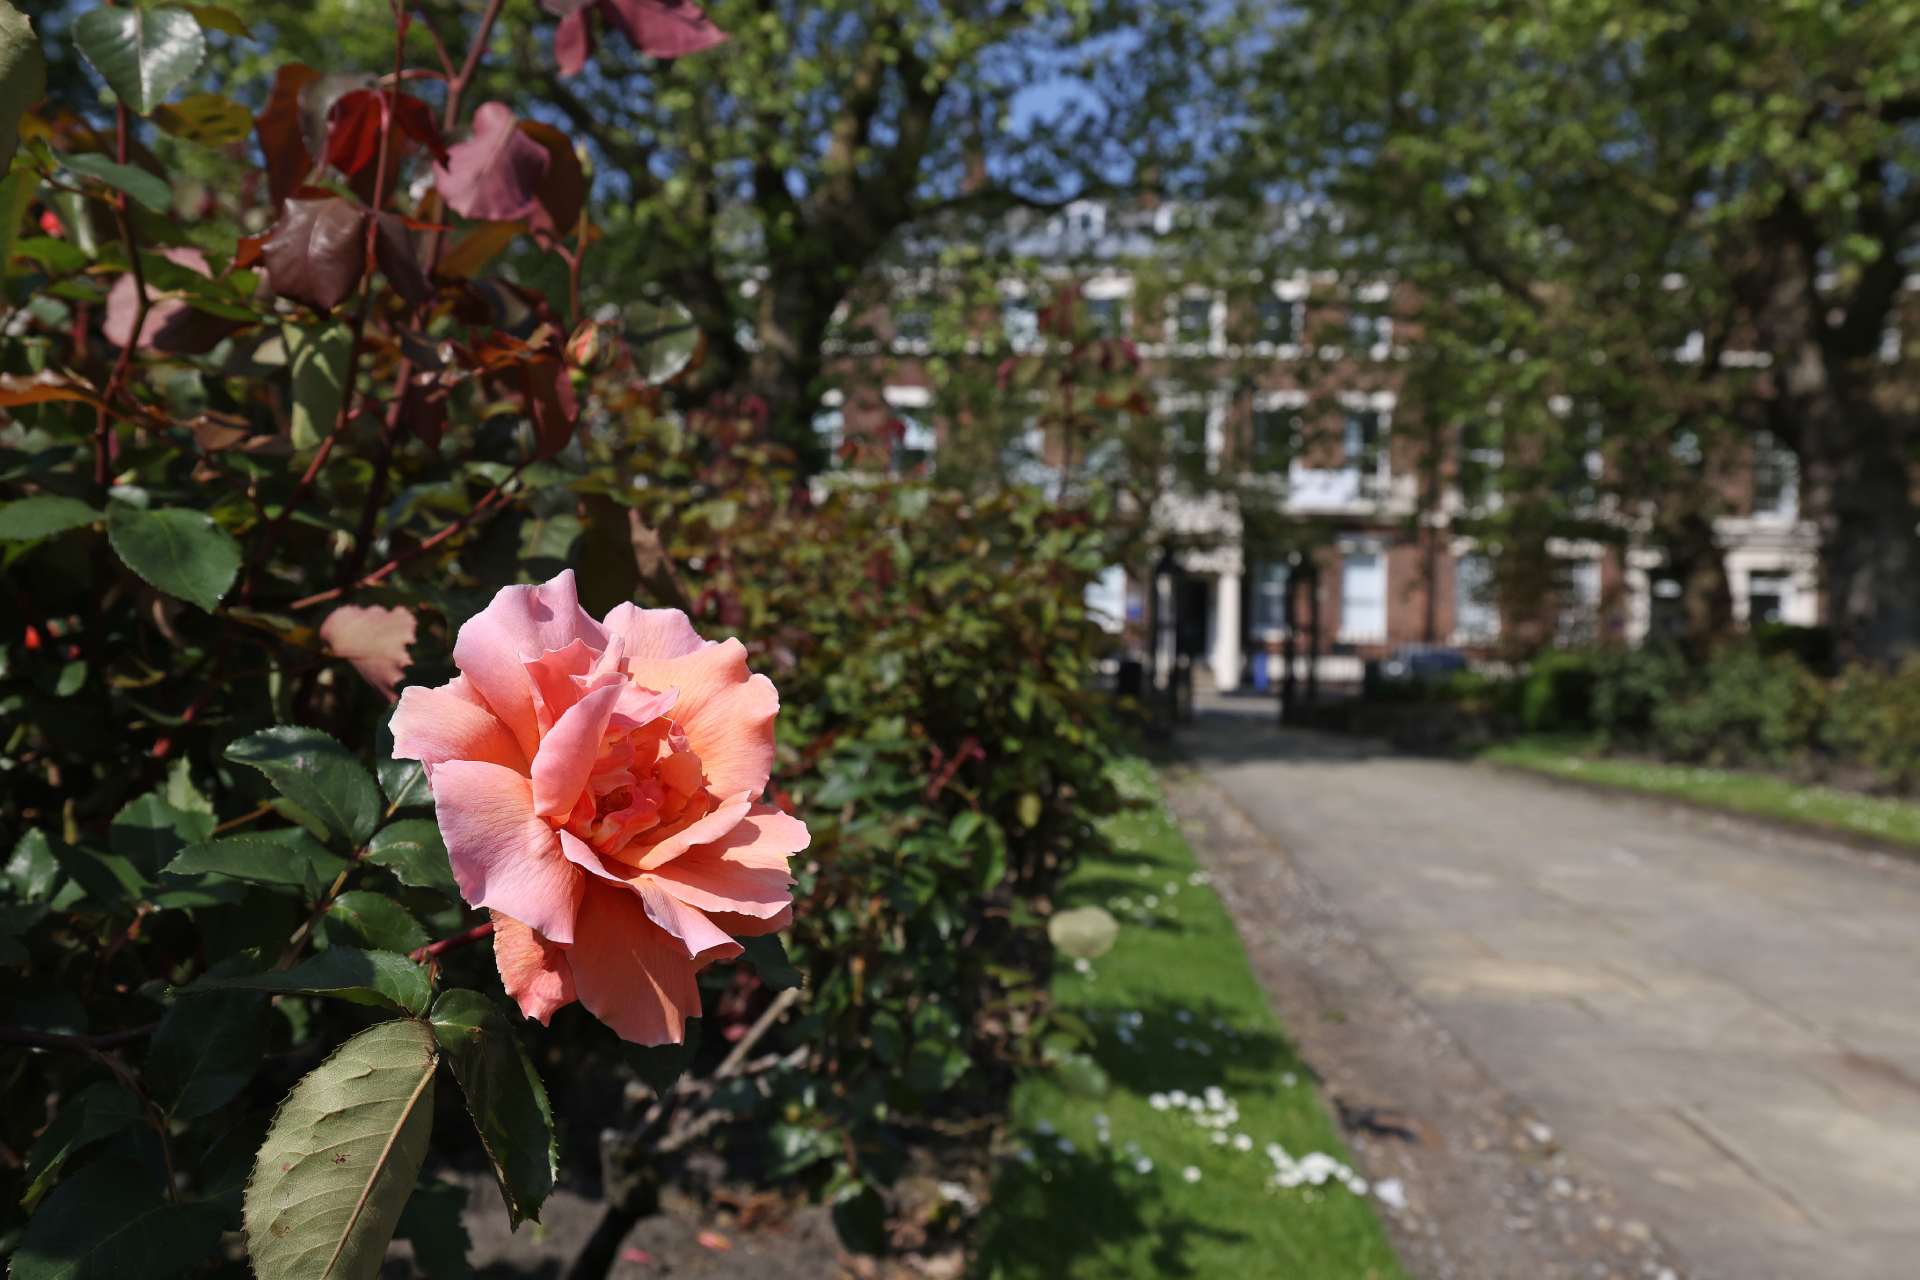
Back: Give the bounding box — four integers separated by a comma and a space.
1211, 572, 1243, 692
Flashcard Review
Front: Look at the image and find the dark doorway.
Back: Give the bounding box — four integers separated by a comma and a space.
1177, 577, 1211, 657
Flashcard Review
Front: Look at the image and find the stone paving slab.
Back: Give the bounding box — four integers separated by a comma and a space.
1177, 702, 1920, 1280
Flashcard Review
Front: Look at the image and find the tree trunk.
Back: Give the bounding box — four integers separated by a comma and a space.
1807, 406, 1920, 663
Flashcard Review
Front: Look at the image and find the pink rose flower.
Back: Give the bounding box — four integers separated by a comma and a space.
391, 570, 806, 1044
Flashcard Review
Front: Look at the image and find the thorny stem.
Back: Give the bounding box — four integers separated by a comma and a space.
409, 921, 495, 964
289, 459, 529, 611
343, 0, 513, 581
93, 104, 146, 495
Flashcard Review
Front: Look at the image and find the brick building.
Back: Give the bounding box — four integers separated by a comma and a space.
818, 201, 1823, 691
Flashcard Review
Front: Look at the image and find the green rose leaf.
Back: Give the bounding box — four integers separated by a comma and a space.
226, 726, 383, 847
145, 984, 268, 1120
244, 1019, 438, 1280
111, 790, 214, 875
18, 1082, 143, 1210
324, 890, 428, 952
106, 502, 241, 613
13, 1157, 227, 1280
394, 1177, 474, 1278
190, 947, 432, 1016
0, 496, 102, 544
72, 5, 206, 116
0, 0, 46, 170
428, 989, 557, 1228
363, 818, 456, 896
60, 152, 173, 214
738, 933, 802, 991
163, 831, 352, 895
5, 828, 63, 901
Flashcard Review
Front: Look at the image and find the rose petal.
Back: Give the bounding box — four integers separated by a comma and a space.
452, 569, 607, 760
597, 602, 709, 666
648, 805, 804, 919
430, 760, 584, 943
531, 680, 627, 820
390, 679, 529, 775
635, 877, 742, 965
569, 881, 704, 1044
622, 640, 777, 797
491, 911, 576, 1024
629, 792, 753, 872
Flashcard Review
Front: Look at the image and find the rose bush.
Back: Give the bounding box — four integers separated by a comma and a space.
392, 569, 806, 1044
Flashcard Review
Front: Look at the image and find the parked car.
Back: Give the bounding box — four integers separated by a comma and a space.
1379, 644, 1470, 682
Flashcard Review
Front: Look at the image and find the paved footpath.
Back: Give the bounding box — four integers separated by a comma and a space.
1179, 703, 1920, 1280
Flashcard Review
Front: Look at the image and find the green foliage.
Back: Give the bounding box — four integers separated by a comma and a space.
1821, 657, 1920, 790
243, 1018, 438, 1280
428, 989, 558, 1229
72, 6, 206, 117
1651, 643, 1825, 767
1519, 651, 1598, 735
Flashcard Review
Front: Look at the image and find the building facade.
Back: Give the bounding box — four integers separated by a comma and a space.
822, 201, 1825, 692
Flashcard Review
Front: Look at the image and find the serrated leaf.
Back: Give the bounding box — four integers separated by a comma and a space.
182, 3, 249, 36
111, 790, 214, 875
244, 1019, 438, 1280
5, 829, 62, 901
153, 91, 251, 145
18, 1082, 143, 1210
377, 758, 429, 813
0, 0, 45, 170
428, 989, 556, 1227
623, 295, 700, 386
0, 496, 101, 544
324, 891, 427, 952
61, 152, 174, 213
362, 818, 454, 896
163, 831, 351, 894
226, 726, 382, 847
106, 502, 241, 613
192, 948, 432, 1016
738, 934, 802, 990
145, 985, 267, 1119
12, 1157, 227, 1279
394, 1178, 473, 1278
73, 6, 205, 116
287, 321, 352, 448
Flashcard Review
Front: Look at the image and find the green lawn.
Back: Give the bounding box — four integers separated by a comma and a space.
971, 759, 1405, 1280
1482, 736, 1920, 851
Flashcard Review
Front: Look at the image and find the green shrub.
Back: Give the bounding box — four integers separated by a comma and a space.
1520, 650, 1599, 733
1821, 656, 1920, 791
1651, 642, 1825, 766
1588, 643, 1691, 743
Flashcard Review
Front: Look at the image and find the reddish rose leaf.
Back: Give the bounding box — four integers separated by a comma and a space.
540, 0, 594, 16
434, 102, 549, 222
522, 356, 577, 458
320, 604, 417, 700
263, 196, 369, 312
233, 235, 266, 270
323, 88, 384, 176
256, 63, 321, 207
372, 212, 433, 306
390, 92, 449, 163
439, 221, 522, 279
602, 0, 726, 58
0, 371, 104, 408
553, 8, 593, 76
103, 248, 240, 354
399, 374, 449, 447
517, 120, 585, 236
